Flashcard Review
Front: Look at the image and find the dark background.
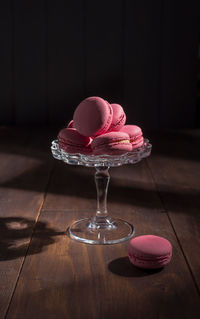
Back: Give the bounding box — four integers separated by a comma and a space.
0, 0, 200, 129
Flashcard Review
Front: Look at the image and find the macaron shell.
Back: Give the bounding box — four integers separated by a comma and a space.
91, 131, 130, 148
93, 142, 132, 155
129, 253, 172, 269
128, 235, 172, 269
58, 128, 92, 154
58, 128, 91, 146
73, 96, 113, 137
67, 120, 74, 128
120, 125, 143, 149
91, 131, 132, 155
108, 104, 126, 131
131, 136, 144, 149
120, 125, 142, 139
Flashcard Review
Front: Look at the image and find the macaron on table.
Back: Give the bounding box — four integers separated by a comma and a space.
128, 235, 172, 269
51, 97, 152, 244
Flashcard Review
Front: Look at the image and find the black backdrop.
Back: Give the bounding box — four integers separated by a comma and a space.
0, 0, 199, 129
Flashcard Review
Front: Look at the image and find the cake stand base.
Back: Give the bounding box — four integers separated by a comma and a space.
68, 217, 134, 245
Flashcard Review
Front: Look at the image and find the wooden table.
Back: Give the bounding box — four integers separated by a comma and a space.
0, 127, 200, 319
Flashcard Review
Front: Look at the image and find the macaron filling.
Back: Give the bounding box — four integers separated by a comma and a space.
130, 135, 143, 144
128, 255, 171, 267
92, 139, 130, 150
128, 251, 172, 261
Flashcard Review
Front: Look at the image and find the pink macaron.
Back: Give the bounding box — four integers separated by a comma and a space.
67, 120, 74, 128
73, 96, 113, 137
108, 103, 126, 132
91, 131, 132, 155
58, 128, 92, 154
128, 235, 172, 269
120, 125, 144, 149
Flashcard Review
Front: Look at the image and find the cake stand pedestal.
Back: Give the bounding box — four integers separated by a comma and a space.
51, 139, 152, 245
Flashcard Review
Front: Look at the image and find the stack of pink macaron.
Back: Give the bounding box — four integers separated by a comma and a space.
58, 96, 144, 155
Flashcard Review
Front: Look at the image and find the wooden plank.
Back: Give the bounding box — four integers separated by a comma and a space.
47, 0, 84, 125
124, 0, 162, 129
85, 0, 123, 105
33, 155, 200, 318
43, 162, 96, 211
0, 128, 54, 319
14, 0, 47, 124
160, 1, 198, 128
6, 158, 200, 319
44, 158, 162, 214
0, 2, 13, 124
0, 128, 31, 319
147, 129, 200, 290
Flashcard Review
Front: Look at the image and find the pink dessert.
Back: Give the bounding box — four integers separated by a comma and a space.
73, 96, 113, 137
108, 103, 126, 132
67, 120, 74, 128
91, 131, 132, 155
128, 235, 172, 269
58, 128, 92, 154
120, 125, 144, 149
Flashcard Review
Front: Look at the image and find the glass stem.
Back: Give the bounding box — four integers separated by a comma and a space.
95, 166, 110, 222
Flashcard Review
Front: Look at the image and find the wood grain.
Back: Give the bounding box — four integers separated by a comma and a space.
147, 130, 200, 290
6, 143, 199, 319
5, 209, 200, 318
0, 128, 54, 319
1, 128, 200, 319
43, 162, 96, 211
43, 158, 162, 214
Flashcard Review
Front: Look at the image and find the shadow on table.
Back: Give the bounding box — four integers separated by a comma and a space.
1, 161, 200, 214
1, 127, 200, 215
0, 216, 64, 261
108, 256, 163, 277
146, 129, 200, 161
1, 127, 200, 161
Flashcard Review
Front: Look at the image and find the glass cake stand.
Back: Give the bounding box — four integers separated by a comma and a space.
51, 139, 152, 245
